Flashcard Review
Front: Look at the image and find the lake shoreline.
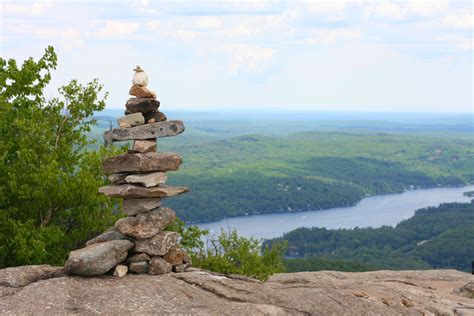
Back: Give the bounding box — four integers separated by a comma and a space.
190, 183, 472, 225
195, 185, 474, 240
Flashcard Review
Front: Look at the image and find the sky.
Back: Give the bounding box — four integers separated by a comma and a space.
1, 0, 473, 113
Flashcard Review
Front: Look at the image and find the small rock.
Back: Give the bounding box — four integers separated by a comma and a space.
125, 172, 167, 188
127, 253, 151, 262
132, 65, 148, 87
129, 261, 150, 274
104, 120, 184, 144
134, 231, 179, 256
163, 248, 187, 266
108, 173, 129, 185
148, 118, 156, 123
64, 240, 134, 276
149, 257, 172, 275
125, 98, 159, 114
122, 198, 161, 216
144, 111, 167, 123
85, 228, 129, 246
129, 85, 156, 98
133, 140, 156, 153
117, 113, 145, 128
173, 263, 190, 273
115, 207, 176, 239
113, 265, 128, 277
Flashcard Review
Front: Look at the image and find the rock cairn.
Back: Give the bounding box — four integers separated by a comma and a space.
64, 66, 191, 277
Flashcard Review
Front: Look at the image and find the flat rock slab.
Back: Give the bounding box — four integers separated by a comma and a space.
144, 111, 167, 123
117, 113, 145, 128
115, 207, 176, 239
99, 184, 189, 198
134, 231, 179, 256
129, 85, 156, 99
102, 152, 182, 174
1, 269, 472, 315
104, 120, 184, 145
125, 172, 167, 187
64, 240, 134, 276
122, 198, 162, 215
125, 98, 159, 114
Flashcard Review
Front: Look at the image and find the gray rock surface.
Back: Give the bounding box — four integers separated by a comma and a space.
127, 253, 151, 262
134, 231, 179, 256
1, 267, 472, 315
144, 111, 167, 123
85, 228, 129, 246
64, 240, 134, 276
117, 113, 145, 128
115, 207, 176, 239
99, 184, 189, 198
104, 120, 184, 144
122, 198, 162, 215
149, 257, 172, 275
102, 152, 182, 174
125, 172, 167, 187
125, 98, 159, 114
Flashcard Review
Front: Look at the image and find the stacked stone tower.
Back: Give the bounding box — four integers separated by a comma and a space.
64, 66, 191, 277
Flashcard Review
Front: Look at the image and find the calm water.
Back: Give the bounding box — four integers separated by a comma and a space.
196, 185, 474, 240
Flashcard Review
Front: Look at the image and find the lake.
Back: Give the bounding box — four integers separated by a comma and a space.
196, 185, 474, 240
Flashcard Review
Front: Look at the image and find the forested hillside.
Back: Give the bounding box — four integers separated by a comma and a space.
267, 201, 474, 272
92, 116, 474, 223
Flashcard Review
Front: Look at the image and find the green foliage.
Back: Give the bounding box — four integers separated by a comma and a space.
166, 220, 287, 281
0, 47, 123, 267
267, 201, 474, 272
191, 229, 287, 281
285, 257, 379, 273
152, 131, 474, 223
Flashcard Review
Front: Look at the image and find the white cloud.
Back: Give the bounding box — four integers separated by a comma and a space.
96, 21, 140, 38
297, 28, 361, 46
223, 43, 275, 74
196, 16, 222, 29
435, 35, 473, 52
2, 0, 53, 17
441, 12, 473, 30
364, 1, 448, 20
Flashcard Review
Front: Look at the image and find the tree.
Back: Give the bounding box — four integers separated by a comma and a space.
0, 46, 123, 267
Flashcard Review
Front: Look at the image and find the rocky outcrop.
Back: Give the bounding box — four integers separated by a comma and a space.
1, 265, 473, 315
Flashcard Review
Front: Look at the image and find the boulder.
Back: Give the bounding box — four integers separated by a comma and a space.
129, 85, 156, 98
125, 98, 159, 114
134, 231, 179, 256
133, 140, 156, 153
117, 113, 145, 128
122, 198, 162, 216
125, 172, 167, 188
113, 265, 128, 278
115, 208, 176, 239
64, 240, 134, 276
163, 248, 188, 266
99, 184, 189, 199
86, 228, 129, 246
144, 111, 167, 124
102, 152, 182, 174
104, 120, 185, 144
127, 253, 151, 263
129, 261, 150, 274
0, 265, 64, 288
149, 257, 172, 275
108, 173, 129, 185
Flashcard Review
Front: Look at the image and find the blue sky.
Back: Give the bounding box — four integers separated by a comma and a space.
1, 0, 472, 113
